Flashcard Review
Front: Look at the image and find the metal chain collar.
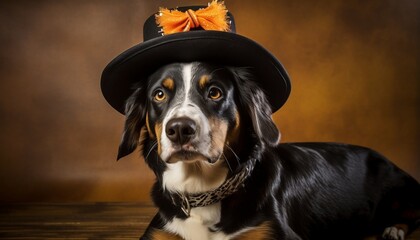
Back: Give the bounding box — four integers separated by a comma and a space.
170, 159, 257, 217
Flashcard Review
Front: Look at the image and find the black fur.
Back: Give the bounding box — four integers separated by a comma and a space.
230, 68, 280, 147
118, 86, 147, 160
118, 62, 420, 240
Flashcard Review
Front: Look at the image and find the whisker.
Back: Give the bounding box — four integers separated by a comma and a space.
155, 154, 163, 184
194, 161, 202, 172
226, 143, 240, 166
145, 141, 158, 160
222, 152, 233, 173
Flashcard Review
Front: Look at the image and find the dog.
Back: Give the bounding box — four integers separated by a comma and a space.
117, 62, 420, 240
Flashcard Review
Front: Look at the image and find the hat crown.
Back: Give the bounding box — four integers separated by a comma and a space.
101, 3, 290, 115
143, 6, 236, 42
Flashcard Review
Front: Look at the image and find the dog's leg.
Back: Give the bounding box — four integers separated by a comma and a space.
382, 224, 408, 240
230, 221, 280, 240
140, 213, 183, 240
378, 202, 420, 240
143, 228, 182, 240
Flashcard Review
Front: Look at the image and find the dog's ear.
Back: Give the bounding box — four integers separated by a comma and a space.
117, 86, 147, 160
230, 68, 280, 147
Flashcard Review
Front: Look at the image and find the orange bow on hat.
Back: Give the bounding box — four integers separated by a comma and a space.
156, 0, 230, 35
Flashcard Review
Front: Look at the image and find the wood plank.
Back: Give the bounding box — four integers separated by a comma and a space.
0, 202, 156, 239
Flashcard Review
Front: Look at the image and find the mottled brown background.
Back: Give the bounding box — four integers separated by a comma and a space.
0, 0, 418, 202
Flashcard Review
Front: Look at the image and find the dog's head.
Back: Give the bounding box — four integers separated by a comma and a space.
117, 62, 279, 177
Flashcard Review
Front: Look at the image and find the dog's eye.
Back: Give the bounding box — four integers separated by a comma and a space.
153, 89, 166, 102
208, 87, 223, 100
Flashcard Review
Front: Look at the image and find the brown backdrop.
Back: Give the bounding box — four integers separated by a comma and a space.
0, 0, 418, 202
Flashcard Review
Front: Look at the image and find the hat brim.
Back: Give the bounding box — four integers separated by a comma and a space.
101, 30, 291, 114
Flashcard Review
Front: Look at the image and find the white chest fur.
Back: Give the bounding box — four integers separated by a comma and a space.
163, 202, 231, 240
162, 160, 228, 194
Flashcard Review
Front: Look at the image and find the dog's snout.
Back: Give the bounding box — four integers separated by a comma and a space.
166, 117, 197, 145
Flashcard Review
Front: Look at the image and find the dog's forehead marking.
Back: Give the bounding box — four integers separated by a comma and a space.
171, 63, 202, 117
182, 63, 193, 105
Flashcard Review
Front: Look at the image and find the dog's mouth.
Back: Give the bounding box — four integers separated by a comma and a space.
166, 150, 218, 164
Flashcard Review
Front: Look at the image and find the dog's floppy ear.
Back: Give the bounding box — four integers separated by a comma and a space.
117, 86, 147, 160
230, 68, 280, 147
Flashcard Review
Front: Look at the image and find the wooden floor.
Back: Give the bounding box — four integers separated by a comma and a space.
0, 202, 419, 239
0, 202, 155, 239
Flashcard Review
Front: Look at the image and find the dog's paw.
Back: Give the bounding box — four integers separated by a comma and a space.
382, 226, 405, 240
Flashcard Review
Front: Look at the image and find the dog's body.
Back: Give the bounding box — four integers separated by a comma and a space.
118, 62, 419, 240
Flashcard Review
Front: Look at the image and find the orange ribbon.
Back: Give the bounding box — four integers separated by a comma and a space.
156, 0, 230, 35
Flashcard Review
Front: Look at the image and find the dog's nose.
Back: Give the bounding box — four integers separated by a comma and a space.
166, 117, 197, 145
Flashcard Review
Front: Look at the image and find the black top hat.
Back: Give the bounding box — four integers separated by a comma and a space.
101, 2, 291, 114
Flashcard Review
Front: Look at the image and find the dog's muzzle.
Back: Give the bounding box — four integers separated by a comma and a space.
165, 117, 211, 163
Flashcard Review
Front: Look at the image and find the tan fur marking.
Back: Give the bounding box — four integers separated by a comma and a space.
138, 126, 148, 155
149, 228, 182, 240
228, 110, 241, 143
155, 123, 163, 155
199, 75, 210, 89
146, 112, 155, 139
232, 221, 274, 240
162, 78, 174, 90
234, 110, 240, 131
208, 117, 228, 158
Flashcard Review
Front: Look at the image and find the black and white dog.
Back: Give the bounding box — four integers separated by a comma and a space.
118, 62, 419, 240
